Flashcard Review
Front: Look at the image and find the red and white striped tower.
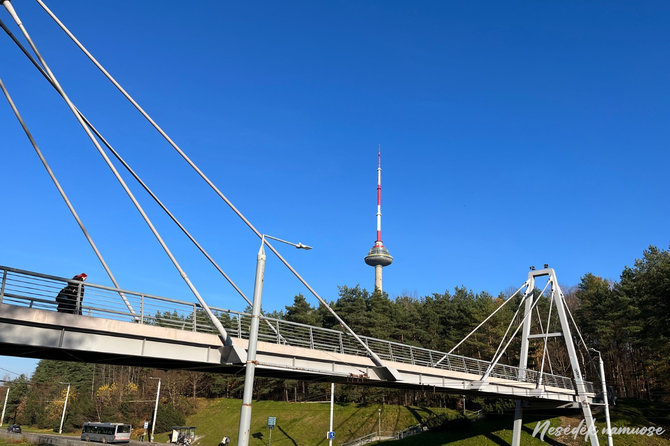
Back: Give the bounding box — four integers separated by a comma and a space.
364, 145, 393, 292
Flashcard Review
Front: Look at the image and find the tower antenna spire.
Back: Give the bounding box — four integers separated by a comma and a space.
365, 145, 393, 292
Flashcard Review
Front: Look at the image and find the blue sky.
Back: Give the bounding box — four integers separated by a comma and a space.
1, 1, 669, 378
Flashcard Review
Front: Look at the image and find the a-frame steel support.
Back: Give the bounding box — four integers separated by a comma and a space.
511, 268, 599, 446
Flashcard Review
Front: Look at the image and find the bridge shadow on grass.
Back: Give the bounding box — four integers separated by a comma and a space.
332, 405, 380, 443
389, 414, 571, 446
406, 406, 436, 424
480, 415, 571, 446
276, 425, 298, 446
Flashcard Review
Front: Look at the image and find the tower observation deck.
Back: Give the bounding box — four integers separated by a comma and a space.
364, 147, 392, 291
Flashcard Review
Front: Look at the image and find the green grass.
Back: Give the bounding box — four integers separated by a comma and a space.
174, 397, 670, 445
373, 398, 670, 446
6, 397, 670, 445
182, 398, 456, 446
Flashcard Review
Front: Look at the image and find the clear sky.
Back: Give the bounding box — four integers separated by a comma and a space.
1, 1, 669, 378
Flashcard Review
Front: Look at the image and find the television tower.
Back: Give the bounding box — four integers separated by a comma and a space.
364, 146, 393, 292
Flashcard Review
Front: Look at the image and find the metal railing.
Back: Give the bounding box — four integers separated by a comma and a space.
342, 431, 396, 446
0, 265, 593, 393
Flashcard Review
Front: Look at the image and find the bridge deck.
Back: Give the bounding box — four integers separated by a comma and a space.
0, 265, 593, 404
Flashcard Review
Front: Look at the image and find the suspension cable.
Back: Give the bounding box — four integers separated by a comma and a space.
559, 286, 596, 369
534, 302, 555, 376
0, 16, 286, 341
481, 279, 551, 381
433, 280, 528, 366
536, 280, 555, 385
35, 0, 384, 365
3, 0, 233, 346
484, 281, 535, 373
0, 63, 137, 317
0, 22, 139, 316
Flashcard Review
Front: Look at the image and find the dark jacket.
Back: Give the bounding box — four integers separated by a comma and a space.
56, 277, 85, 314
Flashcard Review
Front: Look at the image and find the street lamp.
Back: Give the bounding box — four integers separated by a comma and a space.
1, 385, 9, 427
589, 348, 613, 446
328, 383, 335, 446
149, 377, 161, 443
264, 234, 312, 250
58, 382, 71, 434
237, 234, 311, 446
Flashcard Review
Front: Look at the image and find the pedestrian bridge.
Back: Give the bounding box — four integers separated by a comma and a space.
0, 265, 593, 405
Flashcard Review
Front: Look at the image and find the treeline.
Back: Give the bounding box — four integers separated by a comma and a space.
1, 246, 667, 431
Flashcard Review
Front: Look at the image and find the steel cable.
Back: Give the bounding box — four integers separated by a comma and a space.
35, 0, 384, 366
3, 0, 232, 346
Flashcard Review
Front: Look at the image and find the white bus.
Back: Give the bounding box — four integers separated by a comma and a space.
81, 422, 132, 443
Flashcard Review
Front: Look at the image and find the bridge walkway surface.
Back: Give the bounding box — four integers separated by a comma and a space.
0, 265, 593, 405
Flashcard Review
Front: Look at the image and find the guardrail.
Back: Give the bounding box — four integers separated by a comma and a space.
0, 265, 593, 393
341, 431, 396, 446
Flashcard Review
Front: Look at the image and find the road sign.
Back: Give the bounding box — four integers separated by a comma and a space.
267, 417, 276, 429
326, 431, 335, 440
144, 421, 149, 429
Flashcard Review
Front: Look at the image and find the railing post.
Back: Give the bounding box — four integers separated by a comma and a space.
339, 332, 344, 354
409, 347, 415, 365
0, 269, 7, 303
309, 327, 314, 349
276, 320, 281, 344
388, 343, 394, 361
140, 295, 144, 324
192, 304, 197, 332
237, 314, 242, 337
75, 282, 83, 315
428, 351, 433, 367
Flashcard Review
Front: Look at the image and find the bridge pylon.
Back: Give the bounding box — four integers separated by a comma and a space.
466, 267, 600, 446
514, 268, 599, 446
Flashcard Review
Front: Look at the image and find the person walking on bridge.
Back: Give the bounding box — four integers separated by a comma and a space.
56, 273, 87, 314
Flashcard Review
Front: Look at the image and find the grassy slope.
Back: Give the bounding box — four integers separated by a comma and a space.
185, 398, 456, 446
375, 398, 670, 446
182, 398, 669, 446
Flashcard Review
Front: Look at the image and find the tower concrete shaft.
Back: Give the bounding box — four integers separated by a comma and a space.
364, 146, 392, 292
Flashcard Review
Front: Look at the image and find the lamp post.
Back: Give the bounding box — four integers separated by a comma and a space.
58, 382, 70, 434
590, 348, 613, 446
149, 377, 161, 443
328, 383, 334, 446
237, 234, 311, 446
1, 385, 9, 427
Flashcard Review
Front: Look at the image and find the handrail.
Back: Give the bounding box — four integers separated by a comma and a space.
0, 265, 593, 393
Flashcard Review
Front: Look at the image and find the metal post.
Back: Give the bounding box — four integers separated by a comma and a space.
0, 269, 7, 303
150, 377, 161, 442
512, 277, 535, 446
328, 383, 334, 446
550, 270, 599, 445
593, 349, 614, 446
59, 383, 70, 434
75, 283, 83, 315
237, 239, 266, 446
377, 408, 381, 439
1, 386, 9, 426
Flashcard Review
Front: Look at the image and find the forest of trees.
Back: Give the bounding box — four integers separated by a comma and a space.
1, 245, 668, 432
